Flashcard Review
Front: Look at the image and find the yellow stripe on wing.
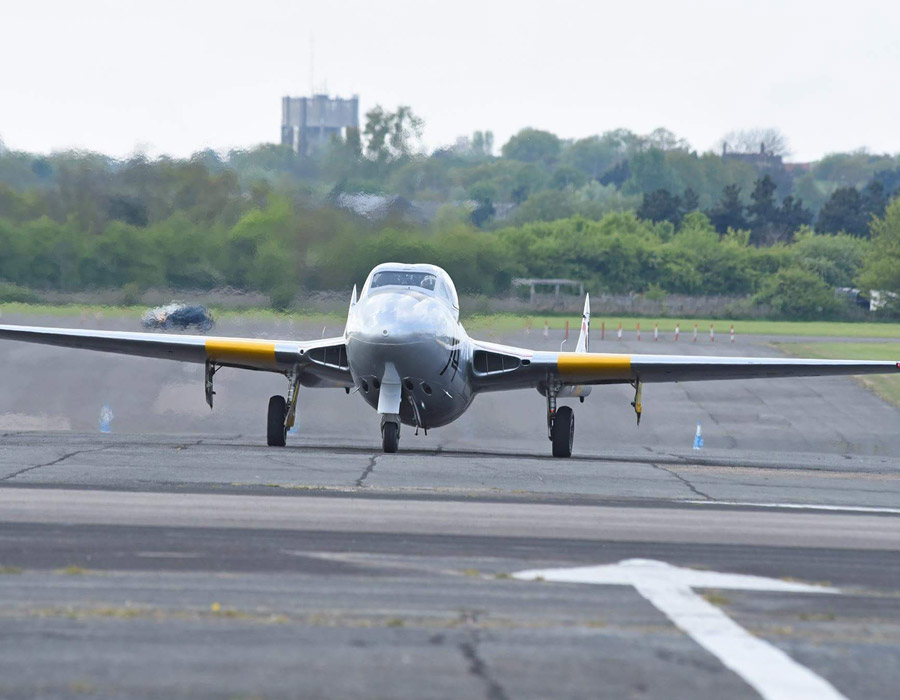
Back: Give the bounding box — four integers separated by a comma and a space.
557, 353, 632, 381
205, 339, 278, 369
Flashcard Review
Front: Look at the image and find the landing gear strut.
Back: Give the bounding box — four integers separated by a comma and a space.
547, 385, 574, 458
267, 368, 299, 447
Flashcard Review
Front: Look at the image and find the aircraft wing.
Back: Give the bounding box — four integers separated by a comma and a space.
0, 324, 353, 387
469, 339, 900, 392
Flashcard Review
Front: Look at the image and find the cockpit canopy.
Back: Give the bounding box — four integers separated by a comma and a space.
370, 270, 437, 291
362, 263, 459, 315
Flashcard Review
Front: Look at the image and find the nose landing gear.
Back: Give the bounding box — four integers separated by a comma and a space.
382, 421, 400, 453
547, 385, 574, 458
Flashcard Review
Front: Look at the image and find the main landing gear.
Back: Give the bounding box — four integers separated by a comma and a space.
267, 369, 300, 447
546, 386, 574, 458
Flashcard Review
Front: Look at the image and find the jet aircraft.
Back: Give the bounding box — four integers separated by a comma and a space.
1, 262, 898, 457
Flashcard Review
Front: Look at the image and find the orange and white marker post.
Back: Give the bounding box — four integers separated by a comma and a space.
674, 323, 680, 342
710, 324, 715, 342
692, 323, 698, 342
654, 323, 659, 342
601, 321, 605, 340
730, 324, 735, 343
636, 322, 642, 341
617, 323, 623, 340
543, 321, 549, 338
565, 320, 570, 342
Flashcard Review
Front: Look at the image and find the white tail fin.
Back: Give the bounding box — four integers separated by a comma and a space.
575, 293, 590, 353
345, 284, 358, 338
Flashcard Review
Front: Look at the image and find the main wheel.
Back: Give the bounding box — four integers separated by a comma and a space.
267, 395, 287, 447
551, 405, 574, 458
382, 422, 399, 453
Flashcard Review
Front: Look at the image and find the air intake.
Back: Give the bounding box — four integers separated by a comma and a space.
306, 344, 349, 369
473, 350, 521, 374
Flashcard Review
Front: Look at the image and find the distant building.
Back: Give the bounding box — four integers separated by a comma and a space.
281, 94, 359, 156
721, 142, 784, 170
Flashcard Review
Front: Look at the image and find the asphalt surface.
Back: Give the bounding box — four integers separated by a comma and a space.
1, 313, 900, 699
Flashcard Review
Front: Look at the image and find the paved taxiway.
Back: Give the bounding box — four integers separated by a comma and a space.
1, 315, 899, 698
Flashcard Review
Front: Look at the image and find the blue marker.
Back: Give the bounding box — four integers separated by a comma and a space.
693, 421, 703, 450
99, 405, 114, 433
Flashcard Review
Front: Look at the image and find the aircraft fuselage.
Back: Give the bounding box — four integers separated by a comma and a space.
345, 287, 475, 429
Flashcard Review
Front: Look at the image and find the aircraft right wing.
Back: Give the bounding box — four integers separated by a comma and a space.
469, 340, 900, 392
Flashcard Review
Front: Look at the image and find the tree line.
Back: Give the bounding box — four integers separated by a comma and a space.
1, 110, 900, 318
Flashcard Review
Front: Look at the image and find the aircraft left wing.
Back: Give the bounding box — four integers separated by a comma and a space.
0, 324, 353, 387
469, 339, 900, 392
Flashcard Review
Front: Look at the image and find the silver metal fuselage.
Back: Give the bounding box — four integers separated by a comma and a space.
345, 273, 475, 429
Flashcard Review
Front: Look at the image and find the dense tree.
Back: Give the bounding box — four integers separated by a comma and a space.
707, 185, 747, 235
470, 131, 494, 157
747, 176, 780, 245
791, 229, 866, 287
681, 188, 700, 214
468, 182, 496, 228
598, 160, 631, 188
871, 167, 900, 200
549, 166, 586, 190
754, 266, 840, 319
637, 189, 682, 226
644, 128, 690, 152
625, 148, 679, 195
816, 187, 868, 236
512, 190, 574, 224
363, 105, 424, 163
563, 135, 622, 180
813, 152, 897, 188
501, 128, 561, 166
777, 195, 813, 237
0, 112, 893, 317
859, 196, 900, 302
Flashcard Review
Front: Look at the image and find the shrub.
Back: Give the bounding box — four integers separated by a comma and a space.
753, 267, 840, 319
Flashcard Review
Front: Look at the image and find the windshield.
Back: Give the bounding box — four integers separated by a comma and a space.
370, 271, 437, 291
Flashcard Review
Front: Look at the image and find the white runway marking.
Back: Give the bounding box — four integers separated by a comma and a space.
514, 559, 847, 700
686, 500, 900, 515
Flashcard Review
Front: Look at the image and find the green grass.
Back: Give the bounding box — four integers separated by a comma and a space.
464, 313, 900, 338
0, 301, 344, 325
777, 341, 900, 408
5, 301, 900, 339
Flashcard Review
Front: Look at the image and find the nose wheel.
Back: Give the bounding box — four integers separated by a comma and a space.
382, 421, 400, 453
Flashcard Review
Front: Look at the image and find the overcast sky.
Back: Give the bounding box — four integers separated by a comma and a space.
2, 0, 898, 162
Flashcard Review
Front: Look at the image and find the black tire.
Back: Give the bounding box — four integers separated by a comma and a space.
551, 405, 574, 458
267, 395, 287, 447
382, 422, 399, 453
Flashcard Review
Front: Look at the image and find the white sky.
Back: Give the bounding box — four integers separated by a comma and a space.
1, 0, 898, 162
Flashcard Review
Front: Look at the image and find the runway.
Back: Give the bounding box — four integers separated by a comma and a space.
1, 314, 900, 698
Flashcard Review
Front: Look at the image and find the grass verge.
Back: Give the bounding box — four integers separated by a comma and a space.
465, 314, 900, 339
776, 341, 900, 408
4, 302, 900, 339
